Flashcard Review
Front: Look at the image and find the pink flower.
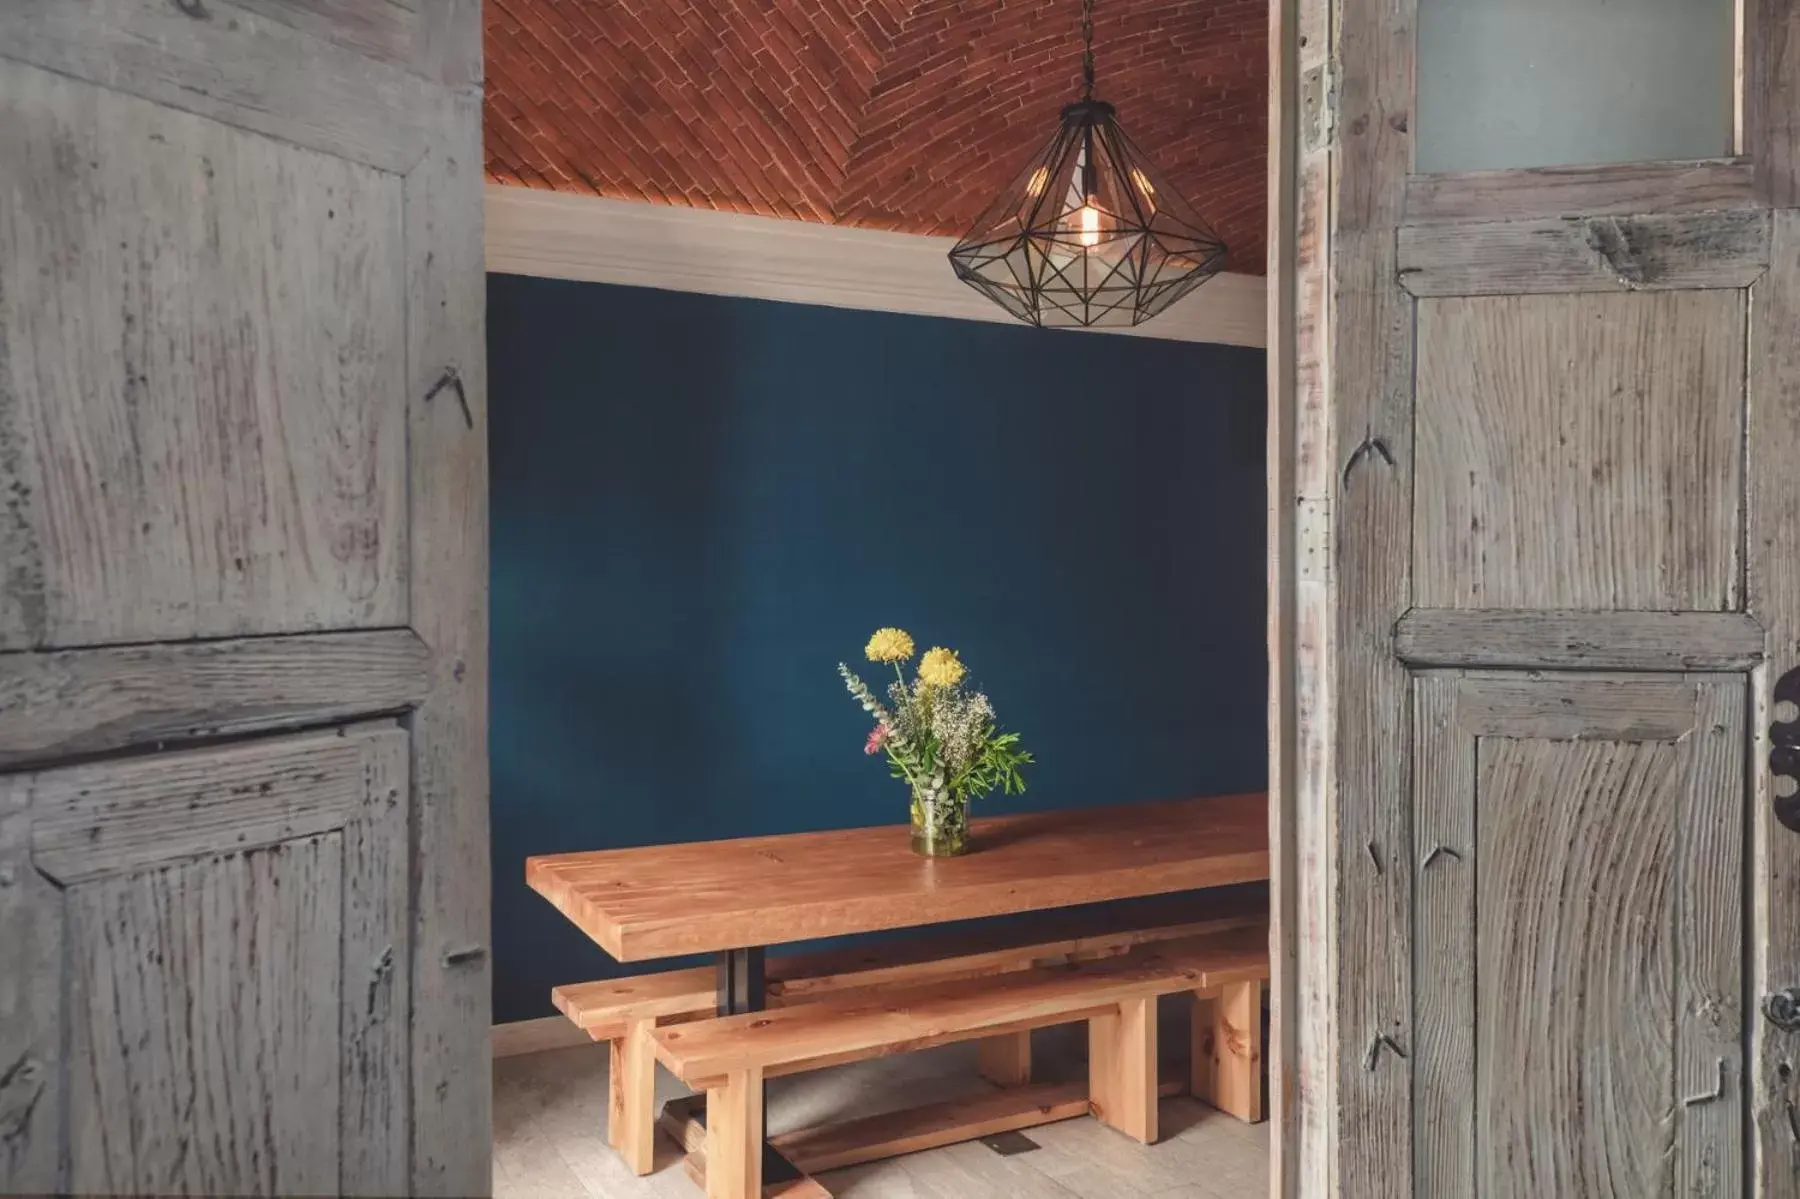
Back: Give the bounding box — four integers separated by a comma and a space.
864, 724, 890, 755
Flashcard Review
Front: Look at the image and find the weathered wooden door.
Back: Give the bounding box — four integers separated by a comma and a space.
1276, 0, 1800, 1193
0, 4, 488, 1195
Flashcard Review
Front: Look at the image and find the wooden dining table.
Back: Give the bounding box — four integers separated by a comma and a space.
526, 791, 1269, 1190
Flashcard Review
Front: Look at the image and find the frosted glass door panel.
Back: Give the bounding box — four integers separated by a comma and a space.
1417, 0, 1734, 174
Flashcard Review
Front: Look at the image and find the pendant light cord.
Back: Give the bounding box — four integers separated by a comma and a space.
1080, 0, 1095, 98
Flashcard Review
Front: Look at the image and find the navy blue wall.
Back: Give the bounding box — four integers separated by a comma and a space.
488, 273, 1267, 1023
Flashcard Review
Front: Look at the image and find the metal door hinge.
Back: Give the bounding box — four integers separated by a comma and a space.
1768, 666, 1800, 833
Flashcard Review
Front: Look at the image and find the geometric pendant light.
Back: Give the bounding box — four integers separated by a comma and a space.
948, 0, 1229, 328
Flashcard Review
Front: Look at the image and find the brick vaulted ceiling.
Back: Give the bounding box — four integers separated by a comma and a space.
483, 0, 1268, 273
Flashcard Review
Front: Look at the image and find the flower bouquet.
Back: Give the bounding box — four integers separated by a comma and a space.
839, 628, 1032, 857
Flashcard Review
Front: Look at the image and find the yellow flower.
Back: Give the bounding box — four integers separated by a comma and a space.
918, 647, 966, 689
865, 627, 915, 663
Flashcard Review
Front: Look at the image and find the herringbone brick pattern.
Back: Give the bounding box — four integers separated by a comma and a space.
485, 0, 1267, 272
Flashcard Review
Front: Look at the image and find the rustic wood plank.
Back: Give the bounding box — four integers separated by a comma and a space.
405, 83, 492, 1198
1088, 995, 1158, 1143
0, 629, 430, 767
1676, 679, 1747, 1198
0, 0, 434, 173
1402, 158, 1760, 225
1411, 673, 1473, 1195
1455, 676, 1699, 742
1748, 0, 1800, 205
27, 729, 372, 885
1398, 211, 1771, 296
609, 1018, 657, 1176
529, 794, 1268, 962
229, 0, 421, 74
1190, 993, 1217, 1104
340, 729, 410, 1196
1330, 0, 1416, 1189
1475, 736, 1681, 1195
1208, 981, 1263, 1124
653, 927, 1270, 1086
1394, 609, 1767, 672
663, 1072, 1189, 1177
0, 62, 409, 650
1746, 206, 1800, 1199
0, 775, 60, 1194
67, 836, 344, 1193
975, 1033, 1032, 1089
705, 1067, 764, 1199
1413, 291, 1745, 612
1280, 0, 1334, 1186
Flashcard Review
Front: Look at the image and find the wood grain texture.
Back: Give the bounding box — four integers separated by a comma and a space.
0, 775, 60, 1194
1749, 0, 1800, 205
653, 927, 1270, 1085
1747, 207, 1800, 1199
1394, 609, 1767, 672
704, 1067, 763, 1199
1454, 676, 1699, 742
1208, 981, 1263, 1124
976, 1033, 1032, 1089
0, 0, 434, 173
1278, 0, 1335, 1187
1190, 993, 1216, 1104
1330, 0, 1416, 1190
0, 61, 409, 650
339, 729, 411, 1196
229, 0, 422, 74
1413, 291, 1746, 612
529, 794, 1268, 961
1402, 158, 1761, 226
67, 837, 345, 1194
1411, 673, 1473, 1195
608, 1018, 657, 1176
1677, 681, 1747, 1199
1398, 211, 1771, 296
661, 1072, 1189, 1177
0, 628, 430, 767
1088, 996, 1158, 1144
1475, 737, 1680, 1196
405, 80, 492, 1198
28, 729, 374, 885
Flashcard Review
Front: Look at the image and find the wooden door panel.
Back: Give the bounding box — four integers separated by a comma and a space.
1413, 673, 1746, 1197
0, 61, 408, 650
0, 1, 435, 173
1413, 291, 1745, 612
0, 726, 410, 1196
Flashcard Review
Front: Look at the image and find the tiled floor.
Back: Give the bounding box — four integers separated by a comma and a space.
493, 1013, 1269, 1198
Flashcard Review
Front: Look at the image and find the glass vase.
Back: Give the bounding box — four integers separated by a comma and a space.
910, 788, 971, 857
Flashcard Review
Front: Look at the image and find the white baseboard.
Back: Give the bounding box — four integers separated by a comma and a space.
485, 184, 1267, 349
492, 1015, 592, 1059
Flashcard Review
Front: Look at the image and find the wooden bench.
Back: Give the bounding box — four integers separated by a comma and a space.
550, 888, 1266, 1174
655, 925, 1268, 1199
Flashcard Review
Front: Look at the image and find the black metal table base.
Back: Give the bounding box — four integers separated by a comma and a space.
713, 946, 806, 1186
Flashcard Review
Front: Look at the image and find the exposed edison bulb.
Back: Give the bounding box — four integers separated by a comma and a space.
1026, 166, 1050, 197
1078, 202, 1102, 248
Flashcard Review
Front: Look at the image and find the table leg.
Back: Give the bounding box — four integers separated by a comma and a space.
708, 947, 807, 1192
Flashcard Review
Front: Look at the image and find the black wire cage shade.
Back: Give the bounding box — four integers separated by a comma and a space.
949, 99, 1228, 329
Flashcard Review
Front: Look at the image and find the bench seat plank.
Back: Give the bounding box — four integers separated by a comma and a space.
653, 925, 1268, 1086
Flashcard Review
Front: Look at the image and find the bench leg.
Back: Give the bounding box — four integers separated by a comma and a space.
705, 1067, 764, 1199
976, 1032, 1032, 1087
1190, 991, 1216, 1103
1088, 996, 1157, 1144
1208, 981, 1264, 1124
609, 1017, 658, 1174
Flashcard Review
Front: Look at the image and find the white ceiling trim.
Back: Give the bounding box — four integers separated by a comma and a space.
484, 184, 1267, 349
